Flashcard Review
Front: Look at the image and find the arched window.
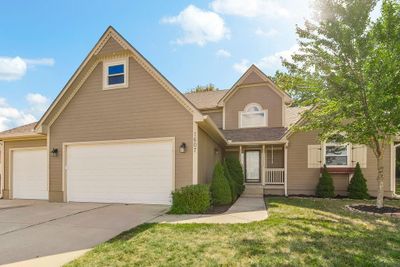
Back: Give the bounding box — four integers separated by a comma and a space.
239, 103, 267, 128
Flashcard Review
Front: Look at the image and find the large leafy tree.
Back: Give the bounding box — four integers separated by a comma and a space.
284, 0, 400, 208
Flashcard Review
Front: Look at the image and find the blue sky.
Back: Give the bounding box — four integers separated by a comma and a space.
0, 0, 315, 130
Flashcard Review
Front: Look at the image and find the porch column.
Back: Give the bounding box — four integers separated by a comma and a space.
284, 142, 288, 196
261, 145, 266, 185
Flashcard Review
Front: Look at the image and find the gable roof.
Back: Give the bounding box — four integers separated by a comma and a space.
0, 122, 45, 139
35, 26, 204, 133
218, 65, 292, 106
185, 90, 228, 110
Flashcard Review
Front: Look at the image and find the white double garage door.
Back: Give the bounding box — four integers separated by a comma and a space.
12, 139, 174, 204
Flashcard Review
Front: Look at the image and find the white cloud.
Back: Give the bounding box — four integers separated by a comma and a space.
255, 27, 278, 38
26, 93, 48, 105
233, 59, 250, 73
257, 44, 299, 71
24, 58, 55, 67
0, 98, 36, 131
210, 0, 289, 18
216, 49, 231, 58
0, 57, 27, 81
26, 93, 50, 117
0, 93, 50, 131
0, 56, 55, 81
161, 5, 230, 46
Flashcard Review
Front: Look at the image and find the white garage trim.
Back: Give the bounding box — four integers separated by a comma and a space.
62, 137, 175, 203
9, 147, 48, 200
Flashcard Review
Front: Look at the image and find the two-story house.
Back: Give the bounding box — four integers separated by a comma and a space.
0, 27, 397, 204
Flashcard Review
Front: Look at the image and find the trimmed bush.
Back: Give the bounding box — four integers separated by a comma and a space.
170, 184, 211, 214
210, 162, 232, 205
348, 162, 369, 199
223, 161, 237, 201
316, 165, 335, 198
225, 155, 245, 195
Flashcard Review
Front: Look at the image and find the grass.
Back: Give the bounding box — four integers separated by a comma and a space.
66, 197, 400, 267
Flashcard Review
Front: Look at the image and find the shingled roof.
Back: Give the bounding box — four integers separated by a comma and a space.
184, 90, 228, 110
222, 127, 287, 142
0, 122, 42, 139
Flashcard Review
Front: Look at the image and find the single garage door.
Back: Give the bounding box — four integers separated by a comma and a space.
66, 139, 174, 204
12, 148, 48, 200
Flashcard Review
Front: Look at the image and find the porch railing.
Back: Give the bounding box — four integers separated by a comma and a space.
265, 168, 285, 185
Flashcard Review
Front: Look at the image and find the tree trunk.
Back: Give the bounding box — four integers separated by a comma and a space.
376, 155, 385, 208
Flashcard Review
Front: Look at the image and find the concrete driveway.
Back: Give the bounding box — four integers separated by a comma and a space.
0, 200, 168, 265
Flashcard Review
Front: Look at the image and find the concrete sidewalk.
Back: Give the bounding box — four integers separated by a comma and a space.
150, 196, 268, 224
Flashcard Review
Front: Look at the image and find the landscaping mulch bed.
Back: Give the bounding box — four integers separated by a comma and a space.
346, 204, 400, 218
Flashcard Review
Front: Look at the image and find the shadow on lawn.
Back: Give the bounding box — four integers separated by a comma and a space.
260, 197, 400, 266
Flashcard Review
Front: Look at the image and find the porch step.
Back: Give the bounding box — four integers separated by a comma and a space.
264, 184, 285, 196
242, 184, 264, 197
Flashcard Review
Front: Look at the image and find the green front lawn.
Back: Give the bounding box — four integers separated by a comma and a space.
67, 197, 400, 267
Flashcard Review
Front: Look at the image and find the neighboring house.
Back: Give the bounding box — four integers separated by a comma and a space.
0, 27, 397, 204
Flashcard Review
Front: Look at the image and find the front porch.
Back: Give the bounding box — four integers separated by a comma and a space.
225, 143, 288, 196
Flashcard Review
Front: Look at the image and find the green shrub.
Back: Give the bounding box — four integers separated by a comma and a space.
223, 161, 237, 201
316, 165, 335, 198
225, 155, 245, 195
348, 162, 369, 199
210, 162, 232, 205
170, 184, 211, 214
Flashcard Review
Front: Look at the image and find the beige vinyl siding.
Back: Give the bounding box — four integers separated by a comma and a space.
2, 139, 47, 199
287, 131, 325, 195
241, 72, 264, 84
49, 56, 194, 202
203, 110, 223, 129
40, 37, 127, 127
96, 38, 124, 56
287, 131, 393, 197
224, 85, 283, 129
197, 128, 222, 184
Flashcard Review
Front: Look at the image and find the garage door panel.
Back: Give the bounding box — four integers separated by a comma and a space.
66, 140, 173, 204
13, 149, 48, 200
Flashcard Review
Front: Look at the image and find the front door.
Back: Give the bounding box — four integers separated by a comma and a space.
245, 150, 261, 183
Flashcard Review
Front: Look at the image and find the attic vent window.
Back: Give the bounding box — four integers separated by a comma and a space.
103, 58, 128, 90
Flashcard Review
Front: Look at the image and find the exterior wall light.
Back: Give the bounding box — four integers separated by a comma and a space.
179, 143, 186, 153
51, 148, 59, 157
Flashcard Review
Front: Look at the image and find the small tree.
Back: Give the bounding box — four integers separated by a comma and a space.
348, 163, 369, 199
284, 0, 400, 208
210, 162, 232, 205
225, 155, 245, 195
223, 161, 237, 201
316, 165, 335, 198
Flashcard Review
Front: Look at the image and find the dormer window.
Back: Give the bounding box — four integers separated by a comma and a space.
239, 103, 267, 128
103, 58, 128, 90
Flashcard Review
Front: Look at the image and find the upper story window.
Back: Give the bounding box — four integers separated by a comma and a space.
239, 103, 267, 128
103, 58, 128, 90
324, 143, 349, 167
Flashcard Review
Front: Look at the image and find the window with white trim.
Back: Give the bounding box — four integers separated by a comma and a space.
239, 103, 267, 128
103, 59, 128, 89
324, 143, 349, 166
